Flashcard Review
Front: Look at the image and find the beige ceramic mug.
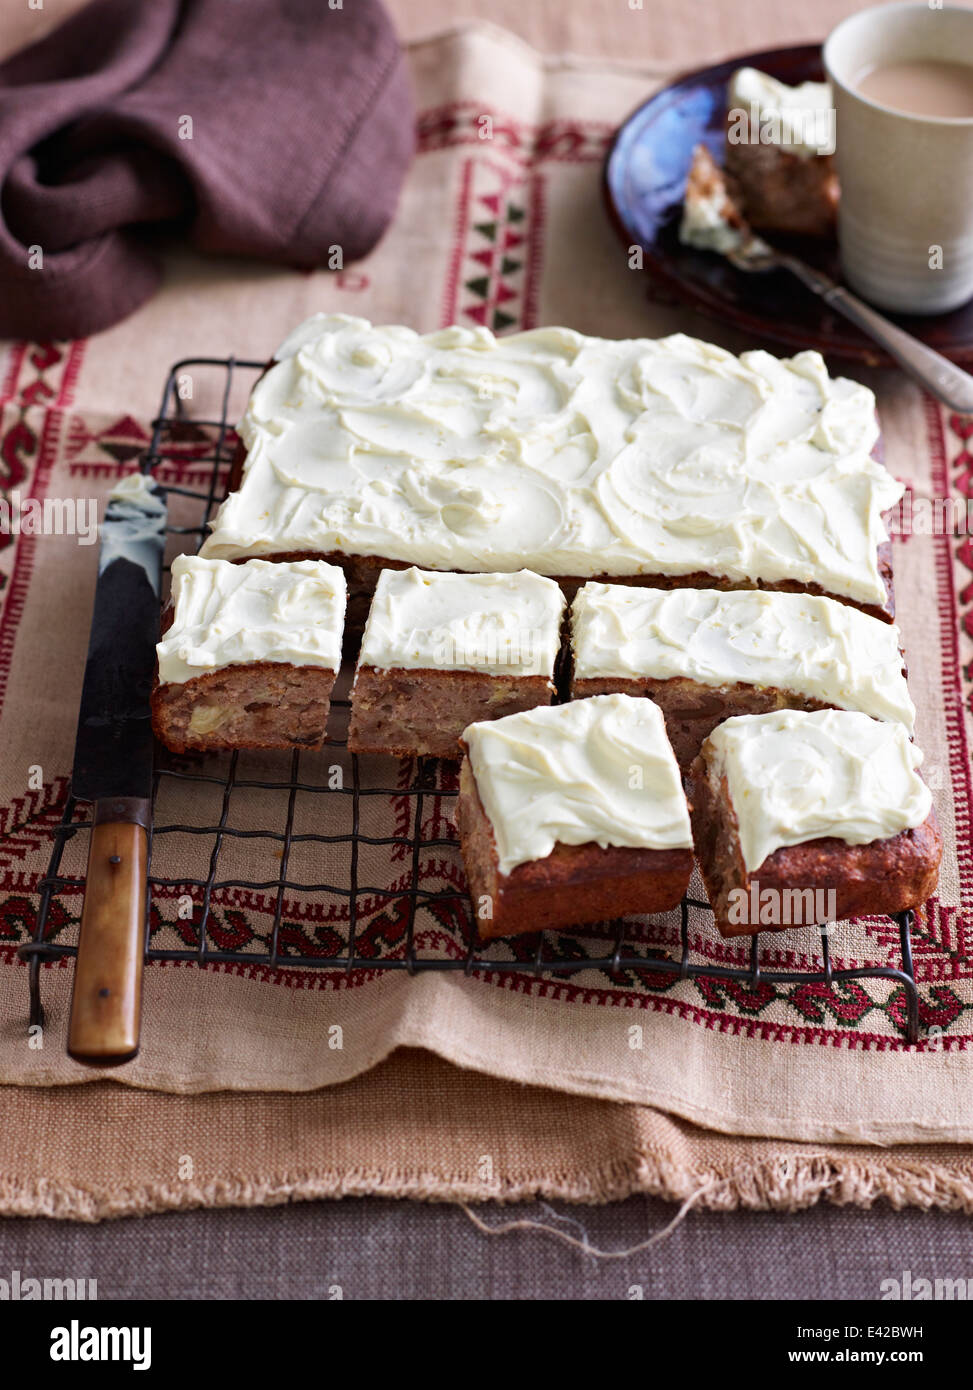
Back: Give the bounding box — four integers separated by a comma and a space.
824, 2, 973, 314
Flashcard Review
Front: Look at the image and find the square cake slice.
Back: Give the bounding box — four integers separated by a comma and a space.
457, 694, 694, 940
570, 584, 915, 768
723, 67, 839, 237
151, 555, 346, 753
348, 567, 565, 760
687, 709, 942, 938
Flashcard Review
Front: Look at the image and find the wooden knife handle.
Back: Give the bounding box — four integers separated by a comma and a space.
68, 816, 148, 1065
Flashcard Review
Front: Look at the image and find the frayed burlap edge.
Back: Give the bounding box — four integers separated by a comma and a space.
4, 1152, 973, 1223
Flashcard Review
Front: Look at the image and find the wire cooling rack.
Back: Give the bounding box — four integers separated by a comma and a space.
18, 356, 922, 1044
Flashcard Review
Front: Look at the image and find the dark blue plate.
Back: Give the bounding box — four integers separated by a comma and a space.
604, 43, 973, 367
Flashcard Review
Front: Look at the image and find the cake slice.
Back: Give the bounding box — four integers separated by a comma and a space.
348, 566, 564, 759
151, 555, 346, 753
679, 143, 748, 253
687, 709, 941, 938
570, 584, 915, 768
723, 67, 839, 237
457, 694, 694, 940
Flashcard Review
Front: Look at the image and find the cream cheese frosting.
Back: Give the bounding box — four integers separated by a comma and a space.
679, 145, 746, 253
358, 567, 564, 677
705, 708, 931, 873
157, 555, 346, 685
679, 184, 745, 253
199, 314, 901, 609
728, 68, 835, 158
463, 693, 692, 876
571, 584, 915, 732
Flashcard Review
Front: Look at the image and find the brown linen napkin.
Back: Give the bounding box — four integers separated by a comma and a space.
0, 0, 415, 339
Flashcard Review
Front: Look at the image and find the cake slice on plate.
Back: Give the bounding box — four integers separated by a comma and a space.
723, 67, 839, 238
457, 693, 694, 940
152, 554, 346, 753
678, 143, 748, 253
687, 708, 941, 938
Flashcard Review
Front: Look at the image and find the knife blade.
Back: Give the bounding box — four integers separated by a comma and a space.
68, 472, 167, 1066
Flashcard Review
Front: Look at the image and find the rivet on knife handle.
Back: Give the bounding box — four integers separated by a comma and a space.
68, 802, 148, 1065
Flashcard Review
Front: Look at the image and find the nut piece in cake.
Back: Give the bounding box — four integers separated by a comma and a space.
457, 693, 694, 940
151, 555, 346, 753
723, 67, 839, 238
687, 709, 942, 938
348, 566, 565, 760
570, 584, 915, 768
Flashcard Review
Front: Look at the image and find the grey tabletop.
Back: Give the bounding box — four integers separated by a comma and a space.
2, 1197, 971, 1300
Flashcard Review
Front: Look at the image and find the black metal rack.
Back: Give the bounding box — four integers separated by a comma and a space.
17, 356, 922, 1044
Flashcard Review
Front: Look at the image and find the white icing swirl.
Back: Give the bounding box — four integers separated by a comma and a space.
463, 693, 692, 876
358, 567, 564, 676
200, 315, 901, 609
157, 555, 346, 684
571, 584, 915, 732
728, 68, 835, 158
705, 709, 932, 873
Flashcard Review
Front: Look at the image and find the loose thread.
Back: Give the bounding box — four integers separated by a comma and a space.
461, 1177, 724, 1259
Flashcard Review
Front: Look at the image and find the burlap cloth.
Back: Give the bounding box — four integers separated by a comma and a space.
2, 14, 973, 1217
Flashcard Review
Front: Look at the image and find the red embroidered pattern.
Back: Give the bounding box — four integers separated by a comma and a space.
2, 109, 972, 1051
